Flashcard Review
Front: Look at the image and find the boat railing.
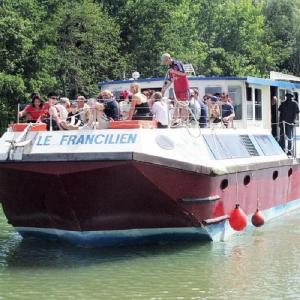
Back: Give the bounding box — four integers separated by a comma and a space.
271, 120, 298, 158
9, 100, 236, 132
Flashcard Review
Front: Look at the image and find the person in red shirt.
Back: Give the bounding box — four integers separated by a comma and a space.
19, 94, 44, 122
161, 53, 190, 123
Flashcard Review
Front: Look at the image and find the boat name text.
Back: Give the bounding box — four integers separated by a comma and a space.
34, 133, 138, 146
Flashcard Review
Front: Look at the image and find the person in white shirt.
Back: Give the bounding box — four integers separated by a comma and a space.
76, 96, 91, 124
151, 92, 169, 128
119, 90, 132, 120
55, 97, 70, 121
189, 89, 200, 121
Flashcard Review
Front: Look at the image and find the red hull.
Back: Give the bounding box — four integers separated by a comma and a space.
0, 161, 299, 232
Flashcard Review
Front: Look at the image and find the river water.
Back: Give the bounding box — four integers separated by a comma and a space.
0, 207, 300, 300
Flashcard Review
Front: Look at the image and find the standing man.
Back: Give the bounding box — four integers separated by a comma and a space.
278, 91, 299, 156
161, 53, 190, 123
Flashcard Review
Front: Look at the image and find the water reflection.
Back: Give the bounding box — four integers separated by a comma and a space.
4, 237, 208, 270
0, 210, 300, 299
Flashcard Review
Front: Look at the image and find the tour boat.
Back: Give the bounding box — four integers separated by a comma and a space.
0, 71, 300, 246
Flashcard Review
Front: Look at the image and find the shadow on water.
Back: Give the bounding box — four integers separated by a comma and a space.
3, 235, 212, 270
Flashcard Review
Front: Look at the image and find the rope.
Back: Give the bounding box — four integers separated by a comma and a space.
169, 83, 202, 138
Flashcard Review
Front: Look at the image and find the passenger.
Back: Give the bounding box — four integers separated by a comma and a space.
95, 101, 108, 129
197, 92, 209, 128
67, 101, 82, 126
44, 92, 61, 130
278, 91, 300, 155
189, 89, 201, 121
208, 96, 221, 124
76, 96, 90, 124
161, 53, 189, 123
86, 98, 108, 129
128, 83, 151, 120
151, 92, 169, 128
19, 94, 44, 123
98, 90, 120, 121
143, 90, 155, 102
55, 97, 70, 121
220, 94, 235, 127
142, 90, 151, 100
119, 90, 132, 120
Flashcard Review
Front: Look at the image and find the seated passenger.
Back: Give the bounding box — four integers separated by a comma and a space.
208, 96, 221, 124
19, 94, 44, 123
85, 98, 108, 129
220, 94, 235, 127
151, 92, 169, 128
67, 101, 82, 125
55, 97, 70, 121
198, 94, 209, 128
189, 89, 201, 121
42, 92, 61, 130
77, 96, 91, 124
128, 83, 151, 120
98, 90, 120, 121
119, 90, 132, 120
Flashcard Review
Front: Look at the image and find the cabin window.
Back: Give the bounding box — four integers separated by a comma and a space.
255, 89, 262, 120
294, 92, 299, 103
205, 86, 222, 96
228, 85, 242, 120
246, 87, 253, 120
279, 89, 285, 102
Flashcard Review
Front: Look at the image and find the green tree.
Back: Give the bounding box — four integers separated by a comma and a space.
112, 0, 206, 78
196, 0, 276, 76
264, 0, 300, 75
53, 0, 124, 98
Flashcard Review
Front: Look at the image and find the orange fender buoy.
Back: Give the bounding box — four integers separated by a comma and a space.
229, 204, 248, 231
251, 208, 265, 227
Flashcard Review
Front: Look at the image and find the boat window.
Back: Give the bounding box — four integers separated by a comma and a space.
205, 86, 222, 96
294, 92, 299, 103
279, 89, 285, 102
255, 88, 262, 120
254, 135, 283, 155
228, 85, 242, 120
247, 87, 253, 120
203, 134, 251, 160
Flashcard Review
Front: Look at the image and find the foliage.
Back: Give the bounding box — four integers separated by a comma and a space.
1, 0, 300, 119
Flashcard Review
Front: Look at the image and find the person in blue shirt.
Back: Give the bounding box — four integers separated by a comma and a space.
220, 94, 235, 127
98, 90, 120, 121
195, 92, 209, 128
